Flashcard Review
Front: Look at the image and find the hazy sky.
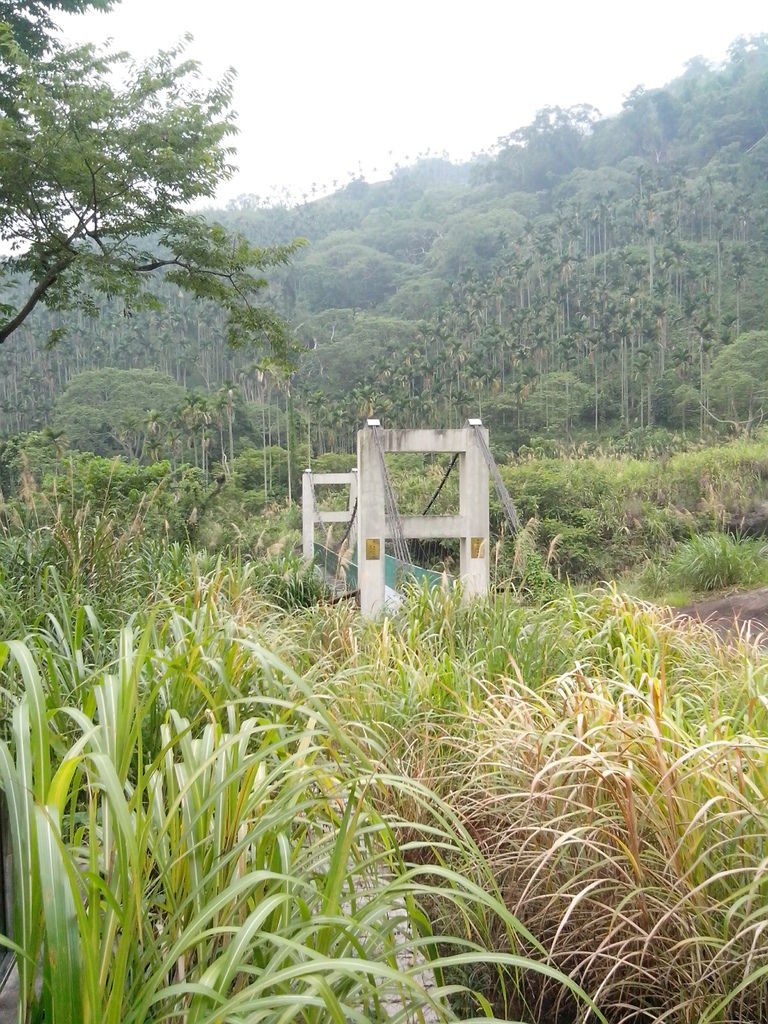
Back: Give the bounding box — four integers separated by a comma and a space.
59, 0, 767, 206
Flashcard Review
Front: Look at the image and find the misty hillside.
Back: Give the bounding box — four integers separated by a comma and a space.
3, 33, 768, 454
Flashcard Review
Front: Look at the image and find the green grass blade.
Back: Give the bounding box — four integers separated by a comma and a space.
36, 804, 82, 1024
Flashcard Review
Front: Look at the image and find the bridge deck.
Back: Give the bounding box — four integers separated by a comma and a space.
313, 544, 447, 594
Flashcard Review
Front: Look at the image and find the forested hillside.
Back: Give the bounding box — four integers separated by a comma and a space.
3, 33, 768, 459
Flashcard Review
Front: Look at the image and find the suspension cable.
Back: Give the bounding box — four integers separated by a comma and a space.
469, 422, 520, 534
421, 453, 459, 515
337, 498, 357, 551
370, 423, 412, 566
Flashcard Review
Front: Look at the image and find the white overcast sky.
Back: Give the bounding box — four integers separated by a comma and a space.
59, 0, 767, 206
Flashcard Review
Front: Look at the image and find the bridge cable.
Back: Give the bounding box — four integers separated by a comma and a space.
421, 453, 459, 516
332, 498, 358, 591
337, 498, 358, 553
371, 424, 412, 567
469, 422, 520, 535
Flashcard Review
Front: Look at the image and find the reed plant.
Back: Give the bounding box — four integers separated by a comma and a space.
667, 532, 768, 593
2, 492, 768, 1022
0, 577, 598, 1023
315, 586, 768, 1022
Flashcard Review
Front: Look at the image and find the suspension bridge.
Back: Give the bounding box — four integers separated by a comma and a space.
303, 419, 519, 616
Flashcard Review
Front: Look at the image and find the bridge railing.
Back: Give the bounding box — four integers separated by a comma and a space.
314, 543, 358, 590
314, 544, 446, 594
384, 556, 445, 592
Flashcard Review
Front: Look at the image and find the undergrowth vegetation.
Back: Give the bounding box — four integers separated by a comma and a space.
0, 534, 595, 1024
315, 586, 768, 1022
0, 497, 767, 1022
498, 435, 768, 583
664, 532, 768, 595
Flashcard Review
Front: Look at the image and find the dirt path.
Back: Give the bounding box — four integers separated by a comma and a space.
677, 586, 768, 635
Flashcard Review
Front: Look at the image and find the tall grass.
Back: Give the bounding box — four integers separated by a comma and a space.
668, 532, 768, 593
2, 499, 768, 1022
316, 586, 768, 1022
0, 577, 598, 1023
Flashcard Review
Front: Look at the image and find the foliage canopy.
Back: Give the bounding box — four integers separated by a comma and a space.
52, 367, 187, 456
0, 27, 301, 363
707, 331, 768, 425
0, 0, 114, 57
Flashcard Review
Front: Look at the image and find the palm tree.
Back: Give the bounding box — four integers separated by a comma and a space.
214, 383, 237, 473
40, 426, 68, 460
197, 397, 212, 487
731, 244, 749, 337
179, 393, 210, 476
144, 409, 166, 463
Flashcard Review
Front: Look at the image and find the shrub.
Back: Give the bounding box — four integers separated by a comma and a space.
668, 532, 768, 592
248, 552, 331, 608
634, 557, 671, 597
499, 518, 563, 600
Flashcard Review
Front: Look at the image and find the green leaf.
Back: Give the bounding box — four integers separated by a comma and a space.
36, 804, 83, 1024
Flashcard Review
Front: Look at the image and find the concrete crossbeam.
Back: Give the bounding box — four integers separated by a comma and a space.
374, 428, 470, 454
310, 473, 355, 485
314, 510, 352, 523
388, 515, 465, 539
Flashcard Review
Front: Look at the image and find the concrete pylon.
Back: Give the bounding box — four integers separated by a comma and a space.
302, 468, 358, 565
302, 469, 314, 563
357, 419, 490, 617
459, 418, 490, 598
357, 421, 386, 617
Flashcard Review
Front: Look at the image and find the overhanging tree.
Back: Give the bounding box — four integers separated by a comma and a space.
0, 26, 302, 363
0, 1, 115, 58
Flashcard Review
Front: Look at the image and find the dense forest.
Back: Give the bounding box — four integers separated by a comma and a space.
2, 34, 768, 467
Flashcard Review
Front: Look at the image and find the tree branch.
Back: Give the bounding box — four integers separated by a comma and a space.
130, 256, 184, 273
0, 256, 74, 344
700, 401, 765, 435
